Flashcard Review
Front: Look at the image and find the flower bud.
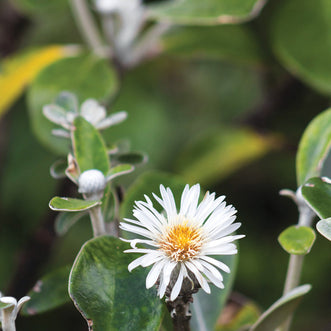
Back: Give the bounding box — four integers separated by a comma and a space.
78, 169, 106, 197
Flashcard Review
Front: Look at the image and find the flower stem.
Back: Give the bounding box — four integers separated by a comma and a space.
166, 298, 191, 331
89, 205, 106, 237
1, 309, 16, 331
278, 205, 315, 331
69, 0, 106, 56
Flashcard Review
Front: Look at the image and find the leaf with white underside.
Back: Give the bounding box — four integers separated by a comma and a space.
301, 177, 331, 219
316, 218, 331, 241
296, 108, 331, 186
50, 158, 67, 179
49, 197, 101, 211
28, 54, 118, 155
147, 0, 266, 25
249, 285, 311, 331
106, 164, 134, 181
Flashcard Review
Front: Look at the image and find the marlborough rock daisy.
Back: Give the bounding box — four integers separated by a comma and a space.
120, 184, 244, 301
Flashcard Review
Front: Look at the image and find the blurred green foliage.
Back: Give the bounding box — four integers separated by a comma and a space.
1, 0, 331, 330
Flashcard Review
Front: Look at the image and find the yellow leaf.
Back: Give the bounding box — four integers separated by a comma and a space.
176, 127, 278, 185
0, 45, 75, 117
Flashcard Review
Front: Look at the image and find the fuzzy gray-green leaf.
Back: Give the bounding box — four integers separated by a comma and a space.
69, 236, 164, 331
301, 177, 331, 219
296, 108, 331, 185
249, 285, 311, 331
22, 265, 71, 315
49, 197, 101, 211
316, 218, 331, 241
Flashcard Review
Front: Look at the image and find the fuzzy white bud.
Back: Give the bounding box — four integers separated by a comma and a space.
78, 169, 106, 195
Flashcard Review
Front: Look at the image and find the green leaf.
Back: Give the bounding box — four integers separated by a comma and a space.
316, 218, 331, 241
278, 226, 316, 255
147, 0, 266, 25
55, 211, 87, 235
21, 266, 71, 315
101, 185, 115, 223
191, 254, 238, 331
0, 301, 15, 309
249, 284, 311, 331
162, 25, 266, 67
301, 177, 331, 219
110, 152, 147, 165
73, 116, 110, 174
106, 164, 134, 181
50, 158, 67, 179
12, 0, 68, 15
270, 0, 331, 94
215, 302, 260, 331
69, 236, 164, 331
296, 108, 331, 185
49, 197, 101, 212
176, 127, 273, 185
28, 54, 118, 155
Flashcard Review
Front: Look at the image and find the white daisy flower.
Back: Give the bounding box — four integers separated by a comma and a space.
120, 184, 244, 301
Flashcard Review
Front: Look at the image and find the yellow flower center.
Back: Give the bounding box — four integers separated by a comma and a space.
158, 222, 203, 262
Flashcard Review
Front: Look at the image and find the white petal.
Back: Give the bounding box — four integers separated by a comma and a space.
119, 223, 153, 239
199, 259, 223, 282
127, 252, 163, 272
134, 201, 166, 227
133, 208, 163, 233
158, 261, 177, 298
184, 261, 210, 294
125, 248, 157, 254
203, 208, 237, 232
199, 256, 230, 273
170, 264, 185, 301
186, 184, 201, 218
121, 238, 158, 248
128, 255, 147, 271
146, 260, 165, 289
195, 193, 225, 225
152, 192, 165, 210
206, 218, 238, 239
209, 223, 242, 241
203, 268, 224, 289
179, 184, 190, 215
203, 235, 245, 249
202, 245, 238, 255
160, 185, 177, 219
